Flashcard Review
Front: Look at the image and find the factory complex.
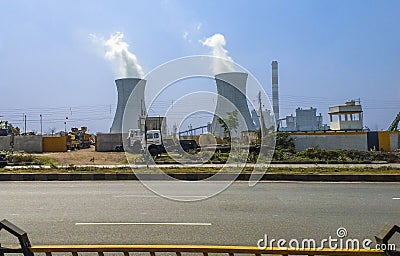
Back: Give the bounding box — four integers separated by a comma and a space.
0, 61, 399, 154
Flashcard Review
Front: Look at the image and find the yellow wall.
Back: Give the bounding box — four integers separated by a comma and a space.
289, 131, 367, 136
43, 136, 67, 152
378, 131, 391, 152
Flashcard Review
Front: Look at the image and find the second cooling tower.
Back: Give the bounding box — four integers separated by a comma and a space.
110, 78, 146, 133
211, 72, 255, 138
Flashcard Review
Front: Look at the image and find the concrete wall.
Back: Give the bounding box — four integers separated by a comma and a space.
10, 135, 42, 153
43, 136, 67, 152
15, 135, 43, 153
1, 135, 43, 153
390, 133, 400, 151
330, 120, 363, 131
96, 133, 127, 152
0, 136, 12, 151
290, 132, 368, 151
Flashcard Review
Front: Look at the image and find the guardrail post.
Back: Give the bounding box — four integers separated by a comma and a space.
375, 224, 400, 256
0, 219, 34, 256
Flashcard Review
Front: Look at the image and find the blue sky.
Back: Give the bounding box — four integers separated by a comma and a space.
0, 0, 399, 133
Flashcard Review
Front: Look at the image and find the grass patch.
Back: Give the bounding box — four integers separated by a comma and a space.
1, 166, 400, 175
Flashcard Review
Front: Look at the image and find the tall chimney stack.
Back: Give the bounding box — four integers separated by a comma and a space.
271, 61, 279, 122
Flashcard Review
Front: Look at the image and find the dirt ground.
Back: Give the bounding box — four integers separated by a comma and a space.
40, 147, 127, 165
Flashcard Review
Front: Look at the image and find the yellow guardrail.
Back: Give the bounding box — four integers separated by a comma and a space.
30, 245, 385, 256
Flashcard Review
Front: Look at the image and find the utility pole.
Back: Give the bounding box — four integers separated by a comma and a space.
24, 114, 27, 135
258, 91, 267, 136
40, 114, 43, 135
64, 117, 68, 134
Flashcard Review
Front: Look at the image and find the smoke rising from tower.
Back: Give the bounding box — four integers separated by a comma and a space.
91, 32, 144, 78
202, 33, 234, 74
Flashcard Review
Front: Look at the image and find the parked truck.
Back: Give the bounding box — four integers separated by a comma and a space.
127, 128, 144, 153
127, 129, 198, 156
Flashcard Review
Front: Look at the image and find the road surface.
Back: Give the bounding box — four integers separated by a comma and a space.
0, 181, 399, 246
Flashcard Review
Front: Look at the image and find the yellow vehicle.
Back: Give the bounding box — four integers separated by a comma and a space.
66, 127, 91, 150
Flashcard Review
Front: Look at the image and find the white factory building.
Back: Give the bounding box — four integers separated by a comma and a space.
279, 107, 329, 132
328, 100, 363, 131
251, 109, 275, 130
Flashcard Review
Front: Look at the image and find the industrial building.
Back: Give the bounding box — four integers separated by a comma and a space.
91, 59, 398, 154
329, 100, 363, 131
92, 60, 399, 153
280, 107, 329, 132
251, 109, 275, 130
94, 59, 398, 153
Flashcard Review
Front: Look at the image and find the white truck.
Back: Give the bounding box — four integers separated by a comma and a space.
127, 129, 198, 156
127, 129, 145, 153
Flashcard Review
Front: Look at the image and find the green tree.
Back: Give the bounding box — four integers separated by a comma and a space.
0, 120, 20, 135
10, 125, 21, 135
217, 110, 239, 141
275, 132, 296, 152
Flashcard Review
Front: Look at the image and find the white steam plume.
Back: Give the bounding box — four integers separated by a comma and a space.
91, 32, 144, 78
202, 33, 234, 74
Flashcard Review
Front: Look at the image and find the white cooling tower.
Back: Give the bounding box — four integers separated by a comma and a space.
272, 61, 279, 122
211, 72, 255, 138
110, 78, 146, 133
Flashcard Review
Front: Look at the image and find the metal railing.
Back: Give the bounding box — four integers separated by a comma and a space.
29, 244, 385, 256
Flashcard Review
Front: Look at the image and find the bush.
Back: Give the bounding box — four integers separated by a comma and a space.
6, 153, 39, 164
273, 148, 296, 161
4, 152, 58, 165
293, 148, 400, 163
275, 132, 296, 153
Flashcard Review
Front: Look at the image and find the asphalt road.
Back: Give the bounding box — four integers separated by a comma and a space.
0, 181, 399, 247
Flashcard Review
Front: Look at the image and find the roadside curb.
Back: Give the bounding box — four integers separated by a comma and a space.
0, 173, 399, 182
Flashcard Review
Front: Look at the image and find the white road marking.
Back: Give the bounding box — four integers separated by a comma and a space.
113, 195, 157, 198
392, 197, 400, 200
75, 222, 211, 226
113, 195, 208, 198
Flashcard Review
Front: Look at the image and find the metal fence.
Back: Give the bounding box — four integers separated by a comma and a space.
29, 245, 385, 256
